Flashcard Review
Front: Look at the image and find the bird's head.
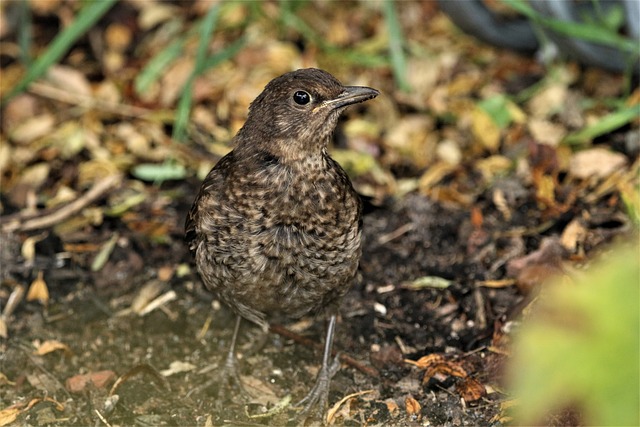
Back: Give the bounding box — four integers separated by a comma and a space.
237, 68, 378, 162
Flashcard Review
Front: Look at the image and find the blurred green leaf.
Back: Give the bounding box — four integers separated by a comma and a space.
132, 162, 187, 182
2, 0, 117, 104
172, 4, 221, 142
478, 95, 512, 128
402, 276, 453, 290
563, 104, 640, 144
91, 233, 119, 272
383, 0, 411, 92
508, 244, 640, 425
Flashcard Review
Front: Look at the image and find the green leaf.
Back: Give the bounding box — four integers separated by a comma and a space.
132, 162, 187, 182
508, 244, 640, 425
478, 95, 512, 128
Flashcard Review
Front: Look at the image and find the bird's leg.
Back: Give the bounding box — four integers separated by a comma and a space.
295, 314, 340, 423
218, 315, 250, 397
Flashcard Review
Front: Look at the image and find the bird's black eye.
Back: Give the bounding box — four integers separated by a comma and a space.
293, 90, 311, 105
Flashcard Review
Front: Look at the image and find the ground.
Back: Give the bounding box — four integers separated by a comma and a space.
0, 1, 638, 426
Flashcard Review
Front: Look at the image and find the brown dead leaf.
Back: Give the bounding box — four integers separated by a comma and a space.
406, 353, 468, 383
66, 370, 116, 393
34, 339, 72, 357
475, 155, 513, 182
404, 396, 422, 418
46, 65, 92, 97
528, 83, 568, 118
560, 218, 587, 254
418, 161, 457, 191
569, 148, 627, 179
0, 407, 19, 427
9, 114, 55, 144
26, 272, 49, 305
456, 377, 486, 402
384, 398, 400, 415
326, 390, 374, 425
528, 119, 567, 146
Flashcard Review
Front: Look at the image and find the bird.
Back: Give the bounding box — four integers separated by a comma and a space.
185, 68, 378, 421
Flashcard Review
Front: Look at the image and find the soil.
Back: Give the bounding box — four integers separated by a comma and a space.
1, 173, 629, 426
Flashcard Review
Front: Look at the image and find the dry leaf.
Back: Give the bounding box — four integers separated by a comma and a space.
384, 398, 400, 415
404, 396, 422, 418
34, 339, 72, 356
569, 148, 627, 179
0, 407, 19, 427
66, 370, 116, 393
326, 390, 374, 424
560, 218, 587, 253
472, 107, 501, 151
46, 65, 92, 97
528, 119, 567, 146
528, 83, 567, 118
26, 272, 49, 305
456, 377, 486, 402
9, 114, 55, 144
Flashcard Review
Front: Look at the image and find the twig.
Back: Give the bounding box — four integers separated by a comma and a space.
269, 323, 380, 378
0, 174, 121, 233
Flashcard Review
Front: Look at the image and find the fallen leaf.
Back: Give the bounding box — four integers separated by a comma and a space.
528, 119, 567, 146
472, 107, 501, 151
9, 114, 55, 144
34, 340, 72, 357
560, 219, 587, 253
326, 390, 374, 425
26, 272, 49, 305
569, 148, 627, 179
404, 396, 422, 418
66, 370, 117, 393
456, 377, 486, 402
0, 407, 19, 427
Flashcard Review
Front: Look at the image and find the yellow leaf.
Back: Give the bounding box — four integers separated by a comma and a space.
26, 272, 49, 305
33, 339, 72, 356
472, 107, 501, 151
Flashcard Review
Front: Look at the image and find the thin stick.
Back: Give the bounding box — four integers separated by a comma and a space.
1, 174, 121, 233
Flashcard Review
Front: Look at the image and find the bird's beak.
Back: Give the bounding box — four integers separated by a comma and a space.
323, 86, 379, 110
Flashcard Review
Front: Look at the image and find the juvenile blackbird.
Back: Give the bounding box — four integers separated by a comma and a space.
185, 68, 378, 419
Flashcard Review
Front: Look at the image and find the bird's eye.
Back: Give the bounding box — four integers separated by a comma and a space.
293, 91, 311, 105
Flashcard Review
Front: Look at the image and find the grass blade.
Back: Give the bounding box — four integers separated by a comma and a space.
563, 104, 640, 144
172, 4, 221, 142
2, 0, 118, 104
383, 0, 411, 92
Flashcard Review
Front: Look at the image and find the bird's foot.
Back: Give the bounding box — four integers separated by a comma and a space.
293, 353, 341, 424
186, 350, 250, 401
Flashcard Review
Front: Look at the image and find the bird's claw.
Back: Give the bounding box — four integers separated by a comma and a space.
293, 353, 341, 424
